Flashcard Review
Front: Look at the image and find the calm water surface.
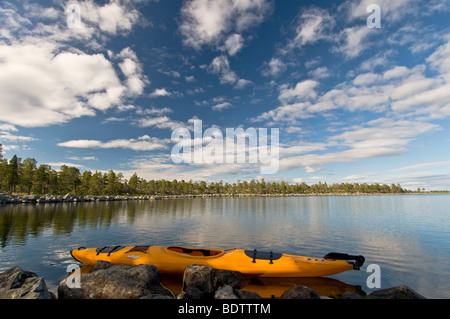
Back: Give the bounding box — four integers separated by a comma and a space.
0, 195, 449, 298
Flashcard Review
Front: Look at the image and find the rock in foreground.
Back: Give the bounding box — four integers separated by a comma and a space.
181, 264, 245, 298
0, 266, 54, 299
280, 285, 321, 299
366, 285, 427, 299
58, 261, 172, 299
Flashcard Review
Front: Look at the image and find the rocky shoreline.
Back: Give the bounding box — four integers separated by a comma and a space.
0, 263, 427, 300
0, 191, 417, 205
0, 192, 165, 204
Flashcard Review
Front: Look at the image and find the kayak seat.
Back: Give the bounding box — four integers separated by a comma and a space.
168, 246, 223, 257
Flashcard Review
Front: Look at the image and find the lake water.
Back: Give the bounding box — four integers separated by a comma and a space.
0, 194, 448, 298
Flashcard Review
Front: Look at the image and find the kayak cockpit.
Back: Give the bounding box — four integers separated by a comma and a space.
166, 246, 224, 257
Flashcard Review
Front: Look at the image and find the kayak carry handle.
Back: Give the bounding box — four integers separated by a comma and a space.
324, 252, 365, 270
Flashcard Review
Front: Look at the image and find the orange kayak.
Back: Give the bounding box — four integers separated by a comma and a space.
71, 245, 364, 278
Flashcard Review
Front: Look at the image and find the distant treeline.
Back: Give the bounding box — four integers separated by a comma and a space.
0, 150, 409, 196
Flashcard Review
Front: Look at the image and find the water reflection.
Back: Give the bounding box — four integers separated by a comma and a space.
0, 202, 125, 247
162, 275, 366, 299
0, 198, 322, 249
242, 277, 365, 298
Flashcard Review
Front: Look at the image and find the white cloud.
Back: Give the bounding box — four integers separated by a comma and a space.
102, 117, 128, 124
212, 102, 233, 111
383, 66, 412, 80
391, 83, 450, 116
58, 135, 169, 151
0, 2, 149, 128
116, 47, 149, 95
333, 25, 371, 59
279, 142, 328, 157
77, 0, 141, 35
0, 42, 126, 127
120, 155, 238, 182
235, 78, 253, 89
136, 116, 185, 130
427, 35, 450, 79
149, 88, 185, 99
278, 80, 319, 103
330, 118, 439, 145
0, 124, 18, 132
207, 55, 252, 88
353, 72, 382, 86
23, 2, 60, 20
208, 55, 238, 84
0, 131, 38, 142
308, 66, 331, 80
136, 107, 173, 116
179, 0, 273, 52
44, 162, 84, 169
195, 96, 236, 111
391, 161, 450, 172
289, 7, 335, 49
150, 88, 173, 98
67, 156, 98, 162
179, 0, 233, 49
221, 33, 245, 56
279, 147, 404, 174
261, 58, 287, 77
277, 118, 440, 173
252, 102, 312, 124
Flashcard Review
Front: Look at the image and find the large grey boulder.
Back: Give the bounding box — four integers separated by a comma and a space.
280, 285, 321, 299
367, 285, 426, 299
182, 265, 245, 296
214, 285, 239, 299
177, 286, 204, 299
0, 266, 54, 299
339, 291, 365, 299
234, 289, 262, 299
58, 261, 172, 299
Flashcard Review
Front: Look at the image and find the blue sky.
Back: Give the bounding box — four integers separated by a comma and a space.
1, 0, 450, 190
